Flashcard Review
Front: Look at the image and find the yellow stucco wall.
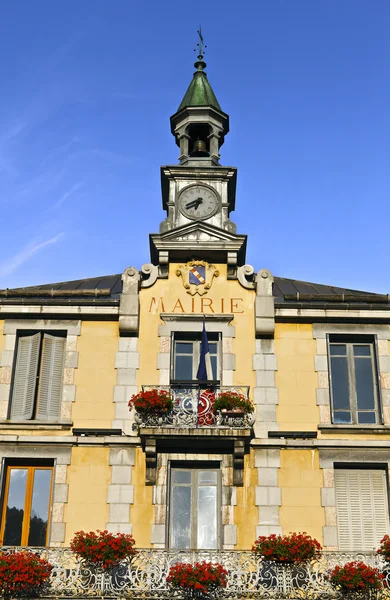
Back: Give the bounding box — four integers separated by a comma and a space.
236, 450, 258, 548
72, 321, 118, 428
131, 448, 153, 548
275, 323, 319, 430
64, 446, 111, 543
137, 263, 256, 392
279, 449, 325, 542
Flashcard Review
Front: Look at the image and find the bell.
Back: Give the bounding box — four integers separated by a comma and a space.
191, 139, 208, 156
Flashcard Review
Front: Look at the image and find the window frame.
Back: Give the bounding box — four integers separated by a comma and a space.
8, 330, 66, 422
0, 462, 54, 546
334, 466, 390, 551
327, 334, 382, 425
170, 332, 221, 383
167, 462, 222, 550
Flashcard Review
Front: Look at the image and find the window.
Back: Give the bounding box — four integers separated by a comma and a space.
172, 333, 220, 382
335, 469, 389, 550
10, 332, 66, 421
0, 464, 54, 546
328, 337, 380, 424
169, 466, 221, 549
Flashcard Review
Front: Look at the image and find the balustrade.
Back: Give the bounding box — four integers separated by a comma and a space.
136, 384, 254, 428
2, 547, 390, 598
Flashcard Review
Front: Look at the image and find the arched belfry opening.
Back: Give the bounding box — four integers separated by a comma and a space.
188, 124, 211, 157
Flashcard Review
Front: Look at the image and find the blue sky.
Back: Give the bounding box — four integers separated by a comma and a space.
0, 1, 389, 292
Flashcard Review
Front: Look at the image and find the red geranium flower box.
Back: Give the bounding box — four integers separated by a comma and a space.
128, 389, 173, 415
70, 529, 136, 570
252, 532, 322, 563
378, 534, 390, 562
0, 551, 52, 599
167, 560, 228, 597
328, 561, 384, 593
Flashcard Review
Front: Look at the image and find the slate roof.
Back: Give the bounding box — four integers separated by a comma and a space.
24, 274, 123, 298
0, 273, 386, 307
273, 276, 378, 299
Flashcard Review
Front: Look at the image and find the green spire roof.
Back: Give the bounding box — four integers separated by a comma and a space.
178, 59, 222, 112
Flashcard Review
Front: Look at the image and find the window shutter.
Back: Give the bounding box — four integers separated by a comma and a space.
36, 334, 65, 420
335, 469, 389, 551
10, 333, 40, 420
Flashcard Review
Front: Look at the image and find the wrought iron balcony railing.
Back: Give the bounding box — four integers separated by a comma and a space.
135, 384, 254, 428
2, 547, 390, 598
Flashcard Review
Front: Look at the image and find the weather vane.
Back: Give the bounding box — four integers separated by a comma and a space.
194, 26, 207, 58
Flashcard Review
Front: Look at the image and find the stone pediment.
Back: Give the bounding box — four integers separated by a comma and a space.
150, 222, 247, 266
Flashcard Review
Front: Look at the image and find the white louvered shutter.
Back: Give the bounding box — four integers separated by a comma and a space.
10, 333, 40, 419
36, 334, 65, 420
335, 469, 389, 551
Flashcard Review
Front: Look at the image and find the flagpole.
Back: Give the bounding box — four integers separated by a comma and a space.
196, 315, 208, 429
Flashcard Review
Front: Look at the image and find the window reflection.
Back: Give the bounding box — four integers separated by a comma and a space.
3, 469, 28, 546
1, 466, 53, 547
170, 468, 220, 549
330, 340, 379, 425
28, 470, 52, 546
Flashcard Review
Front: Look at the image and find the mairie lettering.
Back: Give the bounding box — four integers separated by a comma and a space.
148, 297, 244, 314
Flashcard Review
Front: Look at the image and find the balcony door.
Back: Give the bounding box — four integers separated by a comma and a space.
169, 466, 221, 549
172, 333, 220, 382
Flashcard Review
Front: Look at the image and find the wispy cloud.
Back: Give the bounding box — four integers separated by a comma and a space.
0, 121, 26, 177
0, 122, 26, 145
91, 149, 133, 166
52, 181, 85, 209
0, 233, 65, 278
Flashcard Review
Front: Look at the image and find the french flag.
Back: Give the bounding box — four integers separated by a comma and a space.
196, 320, 213, 381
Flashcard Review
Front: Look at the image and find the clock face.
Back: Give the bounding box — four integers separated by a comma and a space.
178, 185, 220, 220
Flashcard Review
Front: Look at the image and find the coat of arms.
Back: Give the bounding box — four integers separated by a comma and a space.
176, 261, 219, 296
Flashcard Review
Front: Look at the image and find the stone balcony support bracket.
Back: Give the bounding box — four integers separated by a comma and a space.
119, 267, 140, 335
140, 428, 251, 487
255, 269, 275, 337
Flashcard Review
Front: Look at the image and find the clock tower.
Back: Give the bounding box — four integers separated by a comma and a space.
150, 30, 246, 274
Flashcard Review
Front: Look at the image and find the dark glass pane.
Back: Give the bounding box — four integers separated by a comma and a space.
198, 471, 217, 484
3, 469, 28, 546
209, 343, 217, 355
171, 486, 191, 549
330, 356, 350, 409
355, 357, 375, 410
353, 345, 371, 357
330, 344, 347, 356
211, 356, 217, 379
173, 470, 191, 484
357, 411, 377, 424
176, 342, 193, 355
197, 486, 217, 549
28, 470, 52, 546
333, 411, 352, 423
175, 355, 193, 380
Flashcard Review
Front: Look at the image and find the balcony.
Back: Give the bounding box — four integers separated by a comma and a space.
3, 547, 389, 598
136, 384, 254, 428
134, 385, 253, 485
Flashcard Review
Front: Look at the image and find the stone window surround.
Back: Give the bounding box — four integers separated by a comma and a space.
151, 452, 237, 549
157, 314, 236, 386
0, 320, 80, 424
113, 337, 139, 436
0, 444, 71, 546
254, 448, 282, 537
106, 447, 135, 535
319, 448, 390, 549
313, 323, 390, 427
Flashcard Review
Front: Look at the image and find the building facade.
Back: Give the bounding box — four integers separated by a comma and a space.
0, 44, 389, 565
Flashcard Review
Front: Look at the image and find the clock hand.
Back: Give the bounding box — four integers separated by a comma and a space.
185, 197, 203, 209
